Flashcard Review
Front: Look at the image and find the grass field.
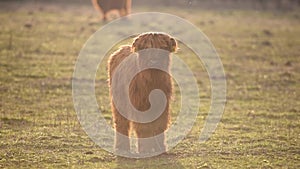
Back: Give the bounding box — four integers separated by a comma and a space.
0, 1, 299, 168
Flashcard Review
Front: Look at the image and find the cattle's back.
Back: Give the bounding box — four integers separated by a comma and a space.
97, 0, 127, 13
108, 45, 132, 85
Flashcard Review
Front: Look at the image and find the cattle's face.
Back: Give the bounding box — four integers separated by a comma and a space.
132, 33, 177, 70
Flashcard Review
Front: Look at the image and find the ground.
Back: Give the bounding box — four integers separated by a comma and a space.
0, 1, 299, 168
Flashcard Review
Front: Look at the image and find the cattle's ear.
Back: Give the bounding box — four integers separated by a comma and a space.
132, 37, 140, 52
169, 38, 178, 53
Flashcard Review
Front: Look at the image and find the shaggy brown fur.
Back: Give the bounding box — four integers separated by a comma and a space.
108, 32, 177, 153
92, 0, 131, 21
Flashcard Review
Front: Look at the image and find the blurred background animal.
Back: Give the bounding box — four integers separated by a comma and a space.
92, 0, 131, 21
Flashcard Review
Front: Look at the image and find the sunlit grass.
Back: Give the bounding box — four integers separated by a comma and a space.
0, 1, 299, 168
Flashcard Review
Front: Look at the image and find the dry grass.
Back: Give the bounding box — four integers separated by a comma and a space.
0, 1, 299, 168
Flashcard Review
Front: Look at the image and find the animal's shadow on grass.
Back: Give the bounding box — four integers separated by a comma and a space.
114, 153, 183, 169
